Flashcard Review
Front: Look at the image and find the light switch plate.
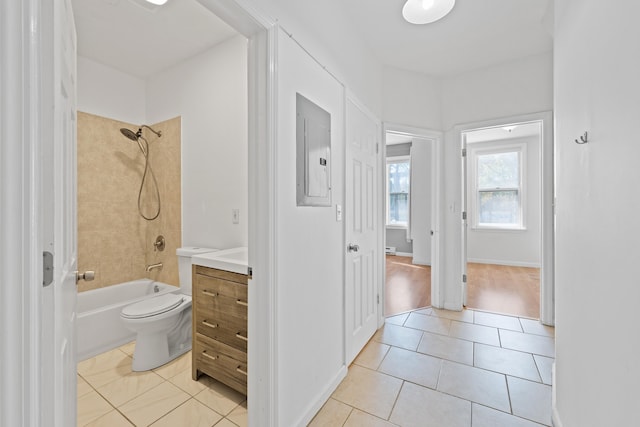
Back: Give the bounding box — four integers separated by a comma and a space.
232, 209, 240, 224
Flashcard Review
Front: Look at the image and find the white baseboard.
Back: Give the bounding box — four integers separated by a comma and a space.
396, 252, 413, 257
467, 258, 541, 268
412, 257, 430, 266
551, 362, 563, 427
295, 365, 348, 427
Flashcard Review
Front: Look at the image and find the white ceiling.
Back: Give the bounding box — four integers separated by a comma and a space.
72, 0, 553, 80
343, 0, 554, 76
72, 0, 238, 77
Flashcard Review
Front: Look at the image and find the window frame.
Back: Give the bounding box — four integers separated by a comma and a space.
469, 142, 526, 231
386, 155, 411, 229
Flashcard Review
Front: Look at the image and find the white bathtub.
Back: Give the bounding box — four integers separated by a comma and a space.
77, 279, 179, 361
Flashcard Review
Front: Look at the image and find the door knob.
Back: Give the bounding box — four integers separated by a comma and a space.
347, 243, 360, 253
76, 271, 95, 284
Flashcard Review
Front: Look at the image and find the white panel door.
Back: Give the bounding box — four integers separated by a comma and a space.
46, 0, 78, 424
345, 97, 379, 365
461, 133, 468, 306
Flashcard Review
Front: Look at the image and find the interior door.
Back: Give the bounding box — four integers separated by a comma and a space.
461, 133, 468, 306
345, 97, 380, 365
46, 0, 79, 424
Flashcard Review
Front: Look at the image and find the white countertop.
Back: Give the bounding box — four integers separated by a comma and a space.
191, 247, 248, 275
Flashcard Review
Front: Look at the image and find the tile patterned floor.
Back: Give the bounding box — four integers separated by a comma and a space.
77, 344, 247, 427
311, 307, 555, 427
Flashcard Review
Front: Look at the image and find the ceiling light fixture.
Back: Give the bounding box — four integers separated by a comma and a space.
502, 126, 518, 132
145, 0, 168, 5
402, 0, 455, 25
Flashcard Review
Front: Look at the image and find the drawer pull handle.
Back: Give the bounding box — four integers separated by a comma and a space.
236, 367, 248, 376
202, 290, 218, 298
202, 351, 218, 362
202, 320, 218, 329
235, 333, 248, 342
236, 299, 248, 307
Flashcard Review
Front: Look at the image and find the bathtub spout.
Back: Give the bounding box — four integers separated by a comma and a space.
146, 263, 163, 272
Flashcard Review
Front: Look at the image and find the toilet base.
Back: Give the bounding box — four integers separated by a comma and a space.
131, 334, 191, 371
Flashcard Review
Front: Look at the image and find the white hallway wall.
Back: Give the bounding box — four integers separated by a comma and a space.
77, 35, 248, 251
467, 134, 541, 267
554, 0, 640, 425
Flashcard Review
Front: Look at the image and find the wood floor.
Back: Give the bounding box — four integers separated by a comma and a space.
385, 256, 540, 319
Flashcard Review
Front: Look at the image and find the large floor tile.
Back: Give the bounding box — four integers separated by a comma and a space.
472, 404, 544, 427
390, 382, 471, 427
309, 398, 353, 427
373, 323, 424, 351
77, 348, 133, 388
378, 346, 441, 389
227, 401, 248, 427
431, 307, 474, 323
344, 409, 399, 427
153, 352, 191, 379
474, 311, 522, 332
151, 399, 223, 427
385, 312, 409, 326
118, 341, 136, 357
118, 382, 190, 426
404, 312, 451, 335
353, 340, 390, 370
499, 330, 555, 358
78, 375, 93, 398
534, 355, 554, 385
449, 321, 500, 346
417, 331, 474, 365
77, 390, 114, 426
474, 344, 541, 382
169, 368, 210, 396
194, 378, 246, 416
520, 318, 555, 337
507, 376, 552, 426
213, 419, 237, 427
332, 365, 403, 420
414, 307, 433, 316
97, 370, 165, 407
84, 410, 133, 427
437, 360, 511, 412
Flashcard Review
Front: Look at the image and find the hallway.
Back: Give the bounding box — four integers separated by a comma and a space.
311, 307, 554, 426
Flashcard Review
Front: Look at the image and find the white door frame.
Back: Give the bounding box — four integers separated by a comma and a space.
455, 111, 554, 325
382, 123, 443, 316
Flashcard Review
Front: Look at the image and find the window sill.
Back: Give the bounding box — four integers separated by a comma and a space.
386, 224, 408, 230
471, 226, 527, 232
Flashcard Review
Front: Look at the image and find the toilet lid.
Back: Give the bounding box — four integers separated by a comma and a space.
121, 294, 184, 319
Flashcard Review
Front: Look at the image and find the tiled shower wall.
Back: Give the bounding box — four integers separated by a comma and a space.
77, 112, 181, 292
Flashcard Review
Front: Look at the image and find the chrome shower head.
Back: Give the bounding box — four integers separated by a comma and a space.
120, 128, 140, 142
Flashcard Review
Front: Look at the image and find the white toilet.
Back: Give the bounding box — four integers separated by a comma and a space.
120, 246, 218, 371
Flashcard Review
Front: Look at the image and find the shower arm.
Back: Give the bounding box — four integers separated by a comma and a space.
139, 124, 162, 138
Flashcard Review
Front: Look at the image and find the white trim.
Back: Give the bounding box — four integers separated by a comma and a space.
467, 258, 540, 268
383, 123, 443, 309
552, 362, 563, 427
454, 111, 554, 324
192, 2, 280, 425
293, 366, 347, 427
396, 252, 414, 257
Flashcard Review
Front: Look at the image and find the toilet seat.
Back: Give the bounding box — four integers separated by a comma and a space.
121, 294, 184, 319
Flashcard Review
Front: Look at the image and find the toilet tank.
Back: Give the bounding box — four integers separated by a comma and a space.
176, 247, 218, 295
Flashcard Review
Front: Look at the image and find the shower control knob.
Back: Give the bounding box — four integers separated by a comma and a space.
76, 270, 95, 283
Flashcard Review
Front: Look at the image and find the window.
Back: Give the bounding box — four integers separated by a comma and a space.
386, 156, 410, 227
470, 144, 525, 230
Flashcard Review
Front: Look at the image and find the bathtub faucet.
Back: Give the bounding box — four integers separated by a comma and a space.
146, 262, 163, 272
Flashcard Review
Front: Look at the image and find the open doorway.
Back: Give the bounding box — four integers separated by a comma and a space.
383, 127, 441, 316
460, 116, 552, 321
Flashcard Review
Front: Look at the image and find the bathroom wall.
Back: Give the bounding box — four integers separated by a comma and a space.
77, 112, 181, 291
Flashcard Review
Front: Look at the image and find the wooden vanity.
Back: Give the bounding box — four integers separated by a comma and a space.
192, 264, 248, 395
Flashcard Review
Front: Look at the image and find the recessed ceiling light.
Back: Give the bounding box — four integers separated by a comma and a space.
145, 0, 168, 4
402, 0, 455, 25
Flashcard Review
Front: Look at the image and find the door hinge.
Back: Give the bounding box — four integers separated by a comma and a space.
462, 211, 467, 221
43, 251, 54, 287
463, 274, 467, 283
247, 267, 253, 278
377, 294, 380, 304
462, 148, 467, 157
376, 143, 379, 154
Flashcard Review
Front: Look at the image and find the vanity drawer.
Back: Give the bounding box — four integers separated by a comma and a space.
195, 275, 247, 316
194, 313, 247, 352
194, 333, 247, 395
